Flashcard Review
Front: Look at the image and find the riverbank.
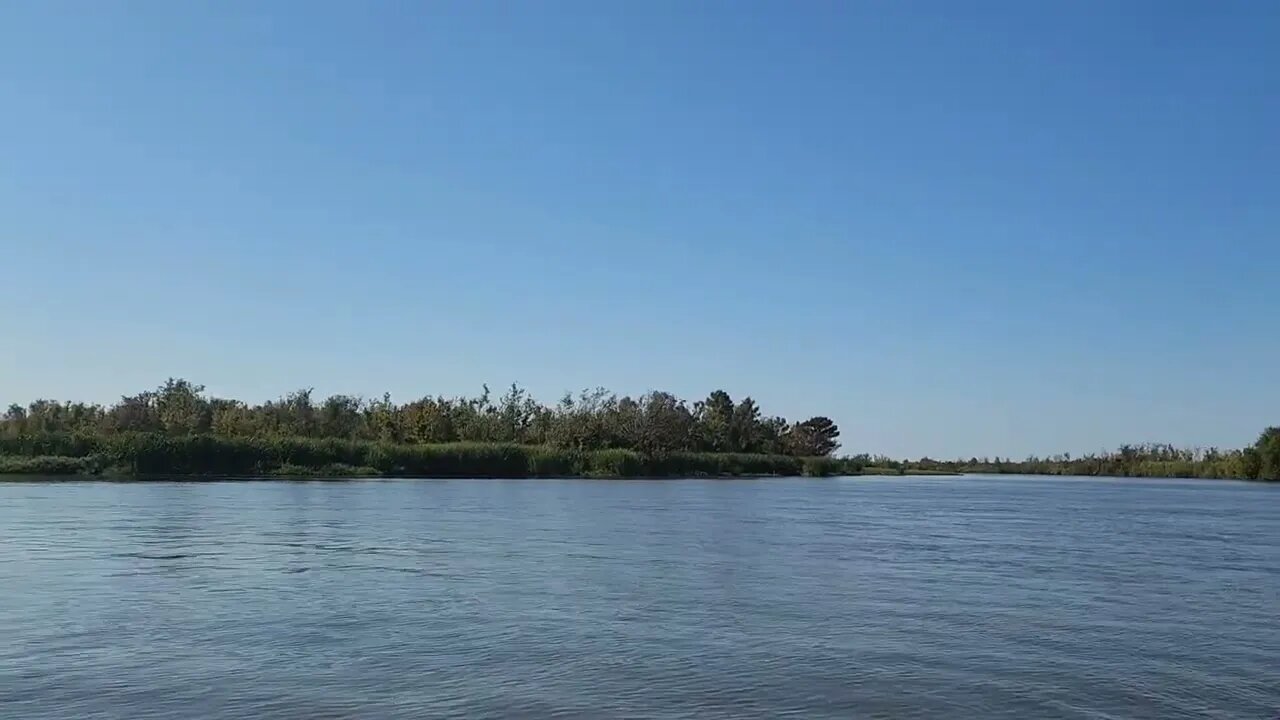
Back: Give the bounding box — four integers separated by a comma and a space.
0, 434, 839, 479
3, 432, 1270, 481
0, 463, 962, 481
861, 466, 959, 476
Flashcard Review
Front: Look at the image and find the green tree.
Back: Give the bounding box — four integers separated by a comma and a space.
694, 390, 735, 452
2, 404, 27, 435
363, 393, 402, 443
401, 396, 454, 443
496, 384, 540, 443
757, 416, 789, 454
211, 399, 254, 437
1255, 427, 1280, 480
730, 397, 762, 453
788, 416, 841, 456
156, 378, 211, 435
636, 391, 695, 454
318, 395, 364, 439
103, 392, 160, 433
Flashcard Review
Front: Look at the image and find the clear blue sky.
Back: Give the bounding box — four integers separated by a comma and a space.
2, 1, 1276, 459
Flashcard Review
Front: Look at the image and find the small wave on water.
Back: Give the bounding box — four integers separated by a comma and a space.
112, 552, 198, 561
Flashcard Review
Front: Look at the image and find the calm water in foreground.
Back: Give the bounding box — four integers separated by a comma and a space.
0, 476, 1276, 719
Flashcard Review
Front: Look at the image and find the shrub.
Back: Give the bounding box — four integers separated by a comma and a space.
801, 457, 840, 477
585, 449, 645, 477
0, 455, 99, 475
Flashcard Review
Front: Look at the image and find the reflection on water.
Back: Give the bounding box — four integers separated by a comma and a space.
0, 476, 1277, 719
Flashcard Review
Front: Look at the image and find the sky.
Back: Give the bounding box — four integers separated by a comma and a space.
1, 1, 1277, 459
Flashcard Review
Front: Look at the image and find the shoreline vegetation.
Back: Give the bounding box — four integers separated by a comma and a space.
1, 380, 1276, 481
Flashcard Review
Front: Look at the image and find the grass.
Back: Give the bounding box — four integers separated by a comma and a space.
855, 466, 961, 476
859, 466, 904, 476
270, 463, 382, 478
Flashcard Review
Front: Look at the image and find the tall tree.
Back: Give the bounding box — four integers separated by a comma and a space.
695, 390, 735, 452
104, 392, 160, 433
788, 416, 841, 456
757, 416, 790, 455
1256, 427, 1280, 480
637, 391, 695, 454
156, 378, 211, 435
319, 395, 364, 440
730, 397, 762, 453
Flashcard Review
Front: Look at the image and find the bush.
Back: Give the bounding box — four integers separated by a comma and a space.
526, 446, 581, 477
801, 457, 840, 477
645, 452, 802, 477
862, 466, 904, 476
272, 463, 380, 477
585, 449, 645, 477
0, 455, 101, 475
0, 433, 99, 458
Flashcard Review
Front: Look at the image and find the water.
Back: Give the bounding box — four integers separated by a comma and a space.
0, 476, 1276, 719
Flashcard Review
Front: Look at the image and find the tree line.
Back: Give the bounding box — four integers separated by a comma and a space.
1, 379, 841, 457
2, 379, 1275, 481
851, 433, 1280, 481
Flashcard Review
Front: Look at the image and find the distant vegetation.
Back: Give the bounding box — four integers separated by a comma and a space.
1, 379, 1275, 481
0, 380, 839, 477
847, 432, 1280, 481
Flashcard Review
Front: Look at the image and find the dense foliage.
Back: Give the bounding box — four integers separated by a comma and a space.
0, 380, 839, 456
0, 380, 839, 477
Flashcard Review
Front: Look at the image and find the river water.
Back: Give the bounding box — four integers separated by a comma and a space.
0, 475, 1276, 719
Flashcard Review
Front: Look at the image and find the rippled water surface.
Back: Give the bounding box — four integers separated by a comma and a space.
1, 476, 1277, 719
